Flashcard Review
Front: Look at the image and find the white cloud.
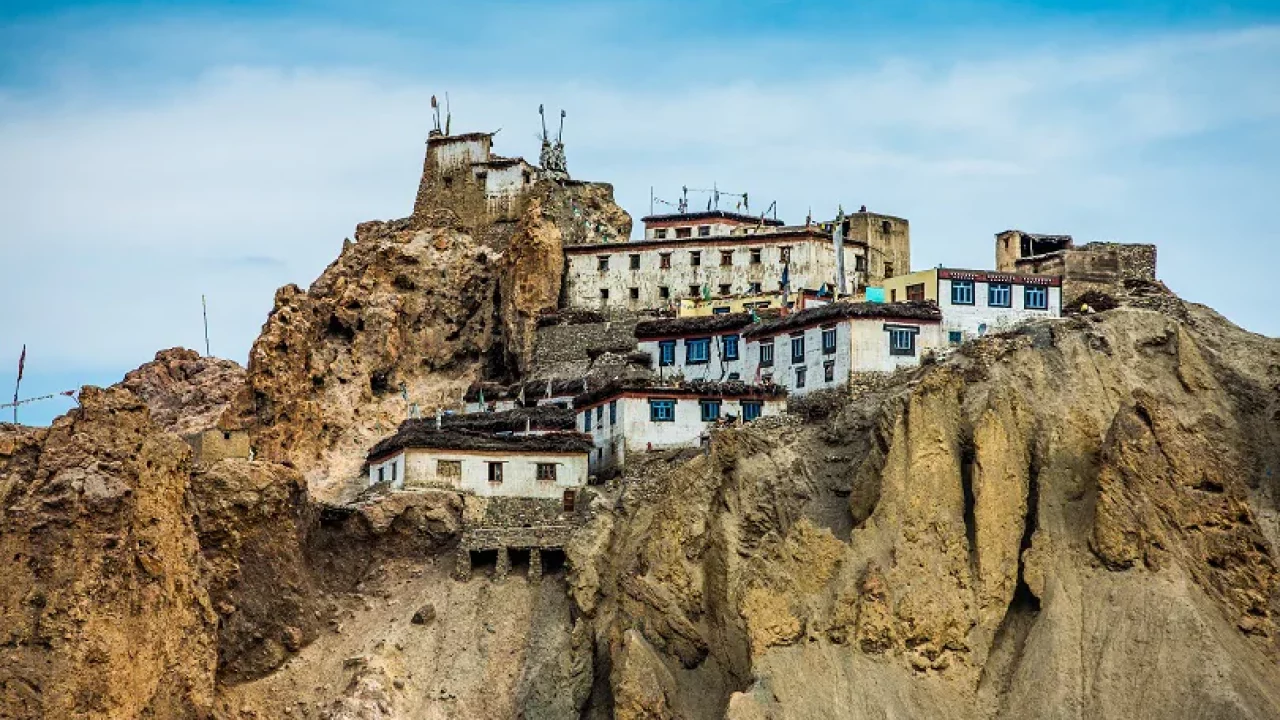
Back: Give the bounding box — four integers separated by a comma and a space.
0, 22, 1277, 382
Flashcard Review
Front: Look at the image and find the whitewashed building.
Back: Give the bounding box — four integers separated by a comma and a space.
634, 313, 757, 382
562, 209, 910, 313
741, 301, 944, 396
882, 268, 1062, 346
573, 381, 786, 475
365, 423, 591, 503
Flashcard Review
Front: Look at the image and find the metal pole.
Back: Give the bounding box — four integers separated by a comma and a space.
202, 295, 211, 357
13, 344, 24, 424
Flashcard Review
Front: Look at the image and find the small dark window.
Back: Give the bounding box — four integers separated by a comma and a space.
699, 399, 721, 422
824, 360, 835, 382
741, 401, 762, 422
600, 288, 610, 300
597, 256, 609, 271
891, 289, 898, 302
907, 283, 926, 302
822, 326, 837, 354
718, 283, 731, 296
690, 251, 702, 267
537, 463, 557, 482
595, 405, 603, 429
791, 334, 805, 364
720, 250, 733, 266
659, 286, 670, 299
222, 431, 232, 440
660, 253, 672, 269
488, 462, 504, 483
629, 254, 641, 270
881, 220, 892, 234
780, 246, 791, 263
609, 400, 617, 424
795, 366, 807, 388
658, 340, 676, 366
563, 489, 576, 512
888, 327, 917, 356
676, 227, 693, 239
884, 262, 895, 278
443, 176, 454, 188
855, 255, 867, 271
759, 341, 774, 367
713, 307, 730, 315
750, 248, 762, 264
630, 287, 640, 300
475, 171, 488, 183
522, 170, 532, 184
689, 284, 701, 297
698, 225, 712, 237
948, 331, 963, 346
655, 228, 668, 239
748, 282, 762, 294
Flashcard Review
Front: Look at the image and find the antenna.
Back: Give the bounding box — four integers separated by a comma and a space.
430, 95, 441, 133
201, 295, 211, 357
558, 109, 566, 142
444, 93, 451, 135
539, 104, 547, 141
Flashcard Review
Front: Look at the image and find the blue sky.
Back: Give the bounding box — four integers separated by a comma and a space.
2, 0, 1279, 426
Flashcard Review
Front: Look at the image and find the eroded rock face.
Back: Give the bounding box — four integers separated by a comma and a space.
576, 302, 1280, 720
0, 387, 218, 719
118, 347, 246, 436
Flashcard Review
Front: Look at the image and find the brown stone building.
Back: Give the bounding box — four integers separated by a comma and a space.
995, 230, 1157, 304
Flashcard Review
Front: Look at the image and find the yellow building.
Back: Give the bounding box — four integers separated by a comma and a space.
881, 269, 939, 303
676, 289, 840, 317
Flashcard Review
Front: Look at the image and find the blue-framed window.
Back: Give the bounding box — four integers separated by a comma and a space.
686, 337, 711, 364
790, 335, 805, 364
988, 283, 1012, 308
700, 399, 721, 422
821, 326, 837, 354
583, 412, 591, 432
759, 341, 774, 367
887, 326, 918, 356
712, 307, 731, 315
658, 340, 676, 367
948, 331, 963, 346
649, 399, 676, 422
609, 400, 617, 425
595, 405, 603, 429
723, 334, 740, 361
741, 401, 762, 422
1025, 285, 1048, 310
951, 279, 975, 305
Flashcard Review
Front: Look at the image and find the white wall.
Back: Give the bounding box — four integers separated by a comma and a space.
368, 451, 407, 489
580, 394, 784, 474
637, 332, 747, 382
381, 448, 588, 499
938, 277, 1061, 344
564, 237, 867, 312
431, 137, 489, 172
742, 318, 944, 396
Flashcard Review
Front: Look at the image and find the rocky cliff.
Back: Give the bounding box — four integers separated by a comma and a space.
118, 347, 245, 436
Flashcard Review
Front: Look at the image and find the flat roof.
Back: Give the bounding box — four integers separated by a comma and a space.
367, 425, 592, 461
742, 301, 941, 339
563, 227, 834, 254
641, 210, 785, 227
574, 379, 787, 411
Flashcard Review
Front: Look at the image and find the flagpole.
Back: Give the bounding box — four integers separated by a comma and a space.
202, 295, 211, 357
13, 344, 25, 424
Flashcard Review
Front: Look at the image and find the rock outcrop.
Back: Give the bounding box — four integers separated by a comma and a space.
118, 347, 245, 436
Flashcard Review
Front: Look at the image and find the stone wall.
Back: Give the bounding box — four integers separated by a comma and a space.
1015, 242, 1157, 305
185, 429, 251, 464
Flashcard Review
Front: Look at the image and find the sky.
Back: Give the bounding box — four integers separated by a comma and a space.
2, 0, 1278, 426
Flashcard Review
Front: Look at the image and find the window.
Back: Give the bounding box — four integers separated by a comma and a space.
676, 227, 692, 239
989, 283, 1012, 308
712, 307, 730, 315
443, 176, 454, 189
741, 401, 762, 422
650, 399, 676, 422
888, 326, 918, 356
795, 366, 807, 388
891, 289, 898, 302
377, 466, 385, 483
689, 285, 701, 297
686, 338, 711, 364
698, 225, 711, 237
718, 283, 731, 296
791, 334, 805, 364
487, 462, 504, 484
762, 373, 773, 384
522, 170, 532, 184
629, 254, 641, 270
658, 340, 676, 366
720, 250, 733, 266
597, 256, 609, 271
659, 286, 670, 299
1025, 285, 1049, 310
583, 412, 591, 432
884, 262, 895, 278
659, 253, 672, 269
855, 255, 868, 272
822, 326, 837, 354
655, 228, 668, 239
699, 399, 721, 422
609, 400, 617, 425
629, 287, 640, 300
748, 282, 762, 294
750, 248, 763, 264
951, 279, 975, 305
948, 331, 963, 346
475, 171, 488, 184
882, 220, 892, 234
595, 405, 603, 429
438, 459, 461, 478
907, 283, 926, 302
759, 341, 775, 367
780, 246, 792, 263
562, 489, 577, 512
690, 251, 702, 267
600, 288, 610, 300
823, 361, 835, 383
537, 463, 557, 482
723, 334, 740, 360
